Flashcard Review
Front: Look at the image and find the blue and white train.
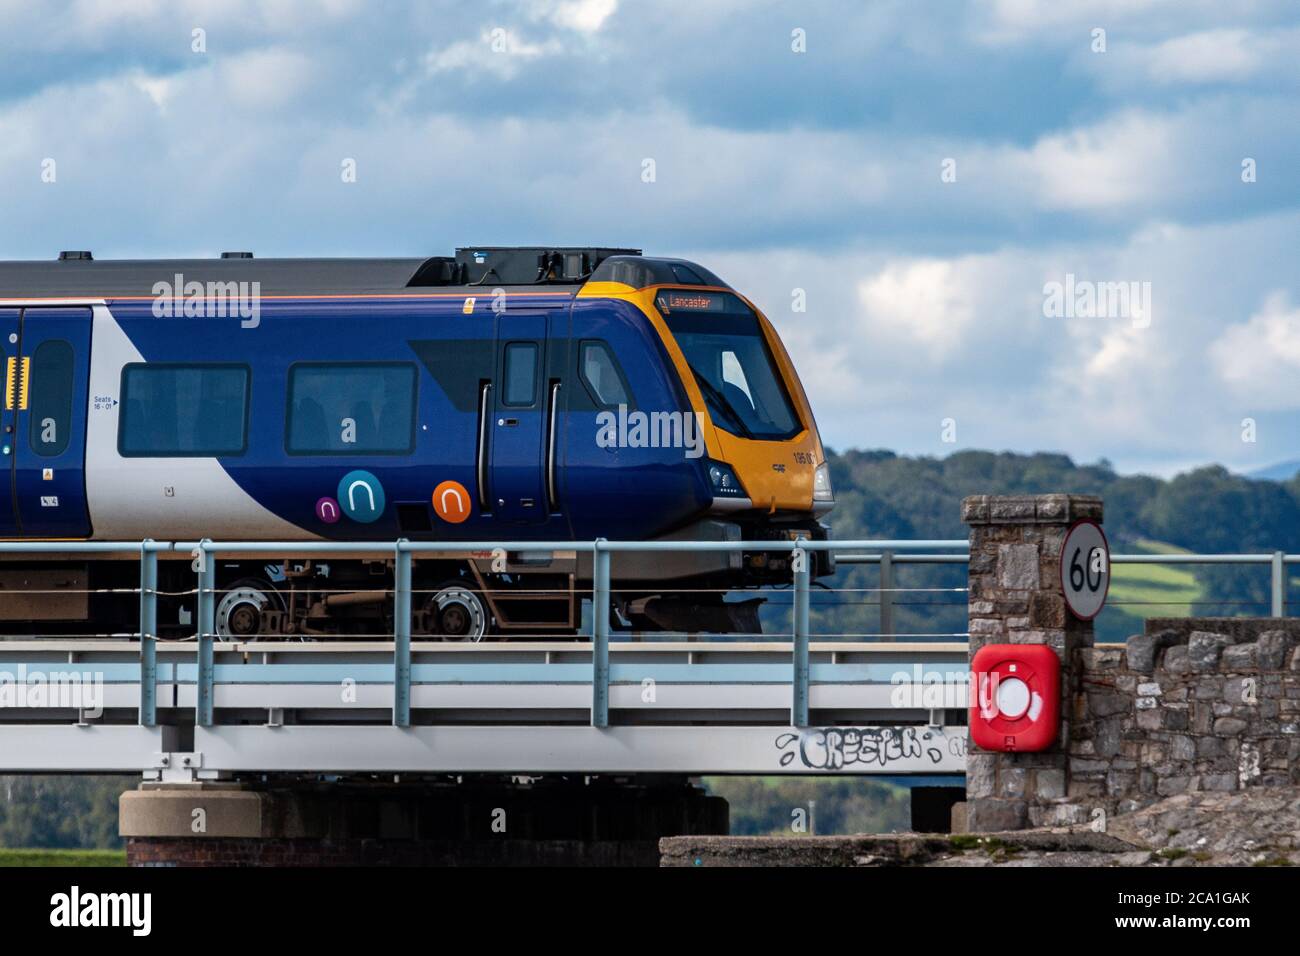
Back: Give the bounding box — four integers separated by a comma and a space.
0, 247, 834, 639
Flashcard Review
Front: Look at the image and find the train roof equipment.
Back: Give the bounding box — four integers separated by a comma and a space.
0, 247, 731, 297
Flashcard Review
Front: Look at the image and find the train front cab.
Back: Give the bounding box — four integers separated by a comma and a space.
574, 265, 834, 604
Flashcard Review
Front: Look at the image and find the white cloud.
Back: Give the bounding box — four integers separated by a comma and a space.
426, 29, 562, 79
1082, 26, 1300, 90
855, 259, 978, 361
1209, 293, 1300, 409
975, 0, 1259, 47
1012, 110, 1178, 211
538, 0, 618, 34
218, 48, 317, 110
1146, 29, 1263, 83
130, 71, 175, 112
0, 0, 367, 55
422, 3, 621, 80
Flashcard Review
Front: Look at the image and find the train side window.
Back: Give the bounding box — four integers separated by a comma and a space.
28, 339, 75, 457
119, 364, 249, 457
578, 341, 631, 409
286, 362, 417, 455
502, 342, 538, 407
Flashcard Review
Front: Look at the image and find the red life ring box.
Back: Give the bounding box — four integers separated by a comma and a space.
969, 644, 1060, 752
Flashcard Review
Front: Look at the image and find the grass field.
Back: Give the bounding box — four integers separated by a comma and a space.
1106, 539, 1204, 618
0, 848, 126, 867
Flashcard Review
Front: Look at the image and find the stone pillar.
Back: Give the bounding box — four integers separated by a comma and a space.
961, 494, 1103, 831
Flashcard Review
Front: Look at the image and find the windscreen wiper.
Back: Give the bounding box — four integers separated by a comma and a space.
687, 364, 754, 439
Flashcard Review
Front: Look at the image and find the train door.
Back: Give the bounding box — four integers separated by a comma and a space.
490, 312, 549, 524
7, 307, 93, 538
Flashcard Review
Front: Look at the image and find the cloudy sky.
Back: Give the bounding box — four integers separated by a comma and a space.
1, 0, 1297, 476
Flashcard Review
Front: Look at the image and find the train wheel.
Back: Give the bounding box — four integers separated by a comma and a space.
216, 578, 284, 641
426, 581, 489, 642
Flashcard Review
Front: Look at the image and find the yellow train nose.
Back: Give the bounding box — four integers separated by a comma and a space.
712, 431, 829, 515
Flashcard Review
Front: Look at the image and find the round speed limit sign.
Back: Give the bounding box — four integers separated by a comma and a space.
1061, 520, 1109, 620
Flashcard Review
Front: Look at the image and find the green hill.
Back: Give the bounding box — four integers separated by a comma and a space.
811, 449, 1300, 643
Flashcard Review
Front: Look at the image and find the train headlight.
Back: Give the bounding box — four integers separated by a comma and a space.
813, 461, 834, 502
707, 460, 746, 497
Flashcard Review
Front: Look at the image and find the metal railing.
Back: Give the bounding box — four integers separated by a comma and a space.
190, 537, 966, 729
0, 538, 1295, 735
840, 548, 1299, 626
0, 537, 966, 732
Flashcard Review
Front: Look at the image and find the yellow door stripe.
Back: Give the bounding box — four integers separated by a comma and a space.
17, 356, 30, 410
4, 357, 13, 410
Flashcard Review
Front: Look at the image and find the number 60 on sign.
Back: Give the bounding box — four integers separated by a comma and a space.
1061, 519, 1109, 620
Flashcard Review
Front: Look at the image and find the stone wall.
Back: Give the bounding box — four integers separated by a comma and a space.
1069, 618, 1300, 817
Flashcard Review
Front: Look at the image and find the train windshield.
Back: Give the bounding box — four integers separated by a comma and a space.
655, 290, 802, 441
